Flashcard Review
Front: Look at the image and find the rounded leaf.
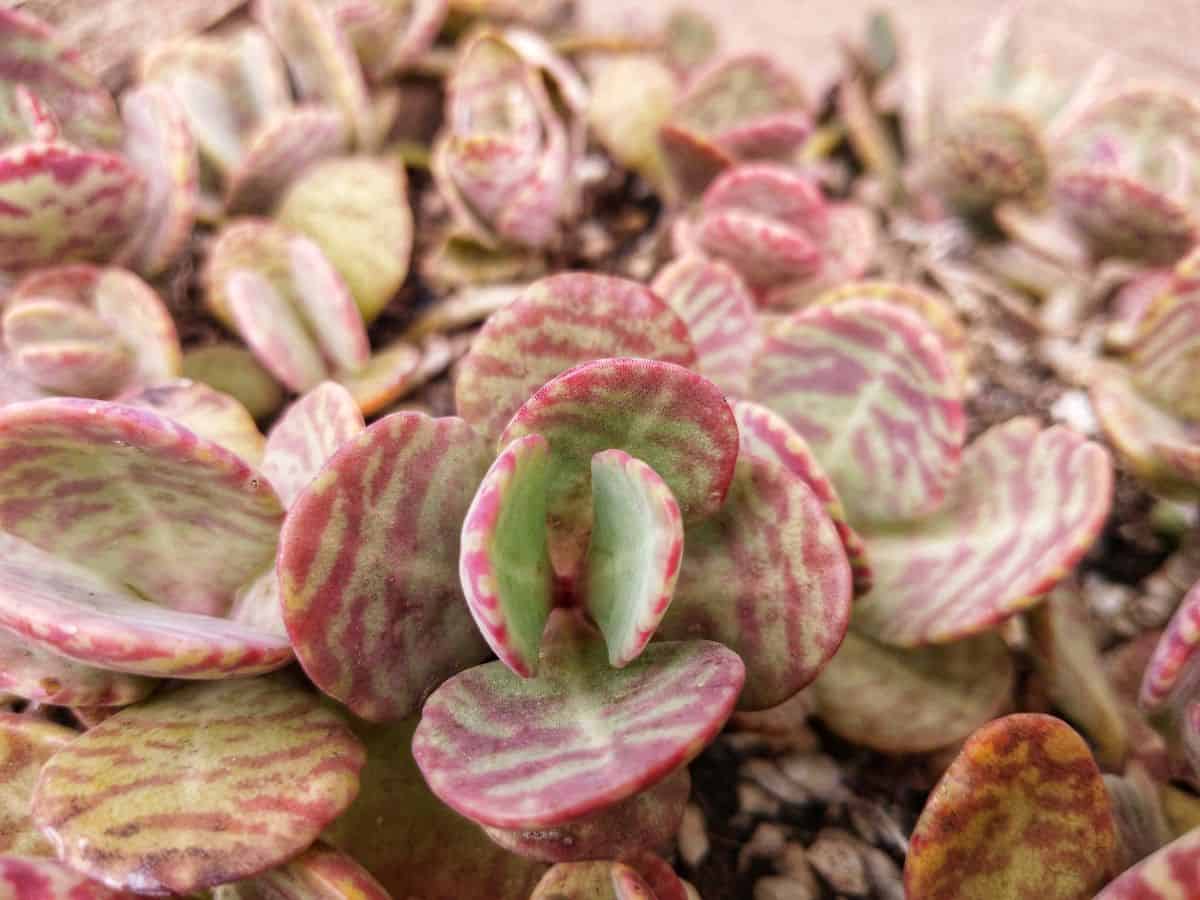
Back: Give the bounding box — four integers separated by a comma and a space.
225, 106, 347, 213
218, 842, 391, 900
121, 380, 267, 465
262, 382, 364, 509
530, 862, 655, 900
0, 626, 154, 708
1095, 827, 1200, 899
332, 339, 422, 416
32, 674, 366, 895
0, 856, 141, 900
182, 343, 284, 420
1140, 578, 1200, 712
0, 714, 76, 856
1129, 289, 1200, 421
934, 105, 1049, 213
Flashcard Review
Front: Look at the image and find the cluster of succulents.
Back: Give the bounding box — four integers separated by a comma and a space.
2, 2, 1200, 899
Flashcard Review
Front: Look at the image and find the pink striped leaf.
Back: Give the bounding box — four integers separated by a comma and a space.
277, 156, 414, 324
332, 339, 422, 416
2, 300, 134, 397
733, 399, 870, 592
31, 674, 366, 895
657, 452, 851, 710
0, 714, 76, 856
12, 86, 62, 143
262, 382, 364, 509
121, 380, 267, 465
413, 612, 744, 829
752, 298, 966, 527
905, 714, 1120, 900
119, 83, 197, 277
280, 412, 493, 721
1129, 289, 1200, 421
1095, 827, 1200, 899
1140, 579, 1200, 712
483, 767, 690, 863
0, 398, 283, 618
456, 273, 697, 439
650, 256, 760, 396
853, 419, 1112, 646
181, 343, 284, 420
760, 202, 878, 310
0, 8, 121, 149
529, 862, 655, 900
218, 842, 391, 900
225, 106, 347, 213
0, 626, 154, 708
811, 630, 1013, 754
256, 0, 374, 148
228, 269, 329, 394
324, 717, 547, 900
933, 104, 1049, 213
0, 856, 141, 900
324, 0, 447, 78
0, 142, 144, 271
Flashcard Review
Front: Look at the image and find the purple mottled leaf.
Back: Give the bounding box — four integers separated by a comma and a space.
225, 106, 347, 213
1, 714, 77, 856
262, 382, 364, 508
120, 380, 267, 465
0, 625, 154, 707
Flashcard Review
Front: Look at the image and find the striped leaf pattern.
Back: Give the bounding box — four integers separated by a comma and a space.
484, 767, 690, 863
455, 273, 698, 439
585, 451, 683, 668
530, 862, 655, 900
0, 715, 76, 856
0, 398, 283, 617
331, 339, 421, 416
934, 105, 1048, 213
733, 399, 869, 592
121, 380, 266, 465
811, 631, 1013, 754
32, 674, 366, 895
905, 714, 1119, 900
752, 299, 966, 526
323, 717, 548, 900
650, 256, 760, 396
0, 856, 141, 900
1140, 578, 1200, 711
0, 142, 144, 271
657, 453, 851, 710
413, 613, 744, 829
0, 626, 154, 707
225, 106, 347, 213
217, 842, 391, 900
499, 359, 739, 534
853, 419, 1113, 646
1130, 291, 1200, 420
262, 382, 364, 508
1095, 828, 1200, 899
280, 412, 493, 721
2, 300, 133, 398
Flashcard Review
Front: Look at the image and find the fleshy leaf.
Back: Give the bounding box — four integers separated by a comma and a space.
2, 299, 134, 397
413, 612, 744, 829
0, 714, 76, 856
225, 106, 348, 213
324, 717, 547, 900
934, 104, 1049, 213
732, 399, 870, 592
1129, 289, 1200, 421
854, 419, 1112, 646
182, 343, 284, 420
657, 453, 851, 710
1140, 578, 1200, 712
280, 412, 492, 721
276, 155, 413, 323
0, 626, 154, 707
904, 714, 1119, 900
0, 398, 282, 617
119, 83, 198, 277
530, 862, 655, 900
0, 856, 140, 900
811, 630, 1013, 754
460, 434, 553, 679
262, 382, 364, 508
483, 767, 690, 863
587, 56, 676, 194
500, 358, 738, 540
1095, 827, 1200, 899
227, 269, 330, 394
32, 674, 365, 895
327, 0, 447, 79
332, 339, 422, 416
584, 450, 683, 668
650, 256, 760, 396
0, 142, 144, 271
752, 298, 965, 526
0, 8, 121, 148
217, 842, 391, 900
455, 273, 698, 439
121, 380, 266, 465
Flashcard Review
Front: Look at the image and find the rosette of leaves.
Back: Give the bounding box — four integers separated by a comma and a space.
749, 283, 1113, 755
675, 162, 878, 309
432, 27, 587, 252
1055, 88, 1200, 266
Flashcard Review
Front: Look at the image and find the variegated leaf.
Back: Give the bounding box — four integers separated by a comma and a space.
181, 343, 284, 420
280, 412, 492, 721
483, 768, 690, 863
226, 106, 347, 213
32, 674, 365, 895
0, 142, 144, 272
0, 714, 76, 856
0, 856, 141, 900
325, 0, 447, 79
121, 380, 266, 465
529, 862, 655, 900
216, 842, 391, 900
650, 256, 759, 396
262, 382, 364, 509
1095, 827, 1200, 899
324, 717, 547, 900
332, 339, 422, 416
0, 398, 282, 617
752, 298, 966, 526
413, 612, 744, 829
934, 105, 1049, 213
1140, 578, 1200, 712
455, 273, 697, 439
228, 269, 329, 394
276, 156, 413, 324
811, 630, 1013, 754
0, 626, 154, 708
854, 419, 1112, 646
905, 714, 1120, 900
2, 299, 134, 397
759, 202, 878, 310
119, 83, 197, 277
657, 453, 851, 710
1129, 289, 1200, 421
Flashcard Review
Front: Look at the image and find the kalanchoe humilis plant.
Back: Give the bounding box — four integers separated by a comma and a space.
675, 163, 878, 309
